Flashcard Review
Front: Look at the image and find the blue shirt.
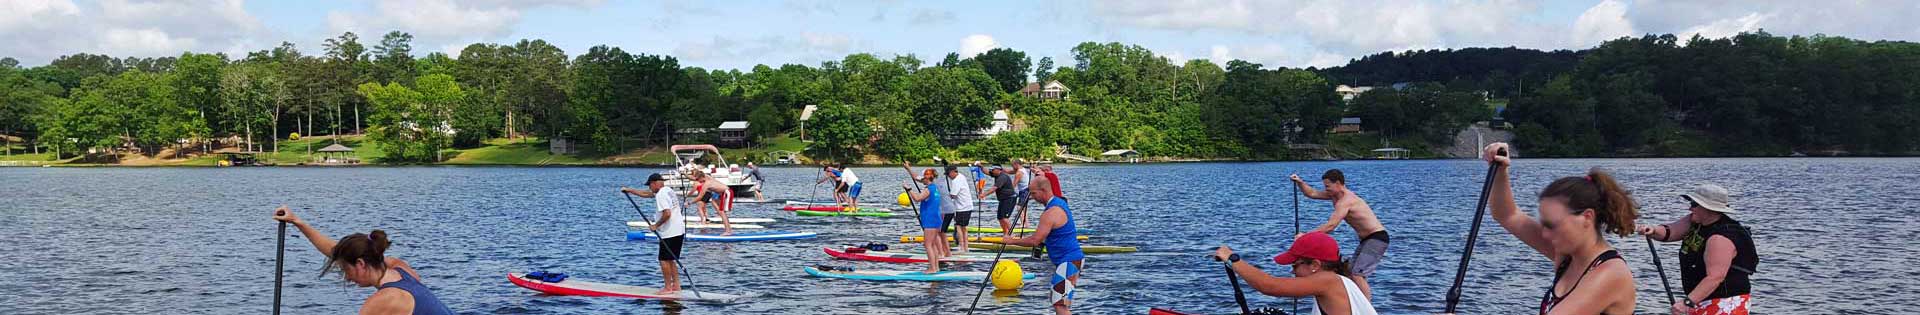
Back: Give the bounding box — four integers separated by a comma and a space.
1042, 197, 1084, 265
918, 182, 944, 229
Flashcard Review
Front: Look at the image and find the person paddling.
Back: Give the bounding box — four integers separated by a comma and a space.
1481, 142, 1639, 315
1003, 177, 1083, 315
688, 170, 737, 235
840, 164, 863, 208
1042, 164, 1064, 198
621, 173, 688, 295
1010, 159, 1034, 233
1290, 169, 1388, 297
944, 165, 979, 253
746, 162, 767, 202
1637, 183, 1757, 315
983, 165, 1018, 239
1211, 232, 1379, 315
902, 165, 948, 273
817, 164, 845, 205
272, 206, 455, 315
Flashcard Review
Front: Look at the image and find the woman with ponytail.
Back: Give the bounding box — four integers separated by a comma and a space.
1481, 143, 1639, 315
273, 206, 454, 315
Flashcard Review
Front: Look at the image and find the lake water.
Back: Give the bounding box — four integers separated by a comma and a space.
3, 158, 1916, 314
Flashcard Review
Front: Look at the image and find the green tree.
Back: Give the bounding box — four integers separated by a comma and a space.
972, 48, 1031, 93
371, 31, 417, 86
806, 103, 870, 161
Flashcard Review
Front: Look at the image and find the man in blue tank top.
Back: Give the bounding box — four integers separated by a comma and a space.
1005, 177, 1083, 315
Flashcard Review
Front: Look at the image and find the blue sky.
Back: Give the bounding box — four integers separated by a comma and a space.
6, 0, 1919, 70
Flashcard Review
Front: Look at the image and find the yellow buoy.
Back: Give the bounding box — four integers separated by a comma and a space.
897, 192, 912, 207
989, 259, 1024, 290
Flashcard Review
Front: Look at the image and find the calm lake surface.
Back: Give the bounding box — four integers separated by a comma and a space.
3, 158, 1916, 314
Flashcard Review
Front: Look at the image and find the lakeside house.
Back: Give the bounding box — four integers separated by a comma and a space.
1332, 117, 1364, 134
1335, 85, 1375, 102
797, 104, 818, 142
1020, 80, 1070, 100
1100, 149, 1140, 163
945, 109, 1014, 141
717, 121, 750, 148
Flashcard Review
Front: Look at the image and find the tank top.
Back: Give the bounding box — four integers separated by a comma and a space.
1309, 275, 1380, 315
378, 268, 455, 315
1016, 169, 1031, 193
1539, 250, 1621, 315
920, 183, 943, 217
1681, 217, 1757, 300
1041, 197, 1083, 265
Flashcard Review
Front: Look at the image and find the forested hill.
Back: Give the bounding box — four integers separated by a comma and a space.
3, 31, 1918, 165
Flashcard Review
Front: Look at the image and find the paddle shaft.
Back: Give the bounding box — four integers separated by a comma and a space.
1226, 261, 1252, 315
1443, 149, 1504, 314
624, 193, 702, 299
1291, 179, 1300, 315
1647, 236, 1680, 307
966, 180, 1003, 315
274, 221, 286, 315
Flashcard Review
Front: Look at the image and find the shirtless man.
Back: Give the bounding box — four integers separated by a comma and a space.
689, 170, 737, 235
1291, 169, 1386, 298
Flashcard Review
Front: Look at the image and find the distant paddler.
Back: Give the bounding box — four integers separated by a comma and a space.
272, 206, 455, 315
902, 163, 948, 274
943, 165, 979, 253
982, 164, 1019, 240
1010, 159, 1034, 234
1637, 183, 1757, 315
746, 162, 766, 202
1001, 177, 1083, 315
1210, 232, 1378, 315
688, 170, 737, 235
1479, 142, 1640, 315
1290, 169, 1388, 298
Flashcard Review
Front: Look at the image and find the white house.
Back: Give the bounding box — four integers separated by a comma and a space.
1020, 80, 1070, 100
1335, 85, 1375, 102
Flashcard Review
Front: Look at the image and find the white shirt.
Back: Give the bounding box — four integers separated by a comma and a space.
653, 186, 686, 238
947, 175, 976, 213
1310, 275, 1379, 315
840, 168, 860, 185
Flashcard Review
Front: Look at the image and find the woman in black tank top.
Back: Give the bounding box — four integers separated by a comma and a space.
1635, 183, 1757, 315
1480, 143, 1640, 315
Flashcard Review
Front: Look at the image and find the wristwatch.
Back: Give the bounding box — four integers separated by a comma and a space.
1227, 253, 1242, 263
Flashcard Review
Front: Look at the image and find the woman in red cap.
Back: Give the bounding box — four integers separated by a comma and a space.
1212, 232, 1378, 315
1482, 143, 1639, 315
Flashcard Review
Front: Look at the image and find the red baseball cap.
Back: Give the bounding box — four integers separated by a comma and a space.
1273, 232, 1341, 265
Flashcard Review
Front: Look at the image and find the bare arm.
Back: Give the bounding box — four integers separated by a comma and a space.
1291, 176, 1334, 200
1657, 216, 1692, 242
1308, 201, 1350, 235
1004, 207, 1063, 247
1483, 144, 1553, 259
1686, 236, 1737, 305
274, 206, 340, 257
1231, 262, 1331, 298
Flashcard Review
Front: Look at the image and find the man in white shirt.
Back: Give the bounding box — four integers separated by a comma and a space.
943, 165, 978, 253
621, 173, 686, 295
839, 165, 862, 208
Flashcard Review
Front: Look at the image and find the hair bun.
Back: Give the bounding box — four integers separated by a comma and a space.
369, 229, 391, 251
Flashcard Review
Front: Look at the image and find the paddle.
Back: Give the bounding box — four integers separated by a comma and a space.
1646, 235, 1682, 308
966, 167, 1006, 315
273, 214, 286, 315
1291, 175, 1300, 315
1206, 256, 1254, 315
624, 192, 702, 299
1442, 148, 1505, 314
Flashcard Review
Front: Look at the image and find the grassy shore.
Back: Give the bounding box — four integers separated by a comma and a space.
2, 133, 817, 167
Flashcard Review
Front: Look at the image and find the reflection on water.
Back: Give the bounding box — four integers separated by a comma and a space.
2, 158, 1914, 314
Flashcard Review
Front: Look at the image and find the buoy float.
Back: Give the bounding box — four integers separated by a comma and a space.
897, 192, 912, 206
989, 259, 1023, 290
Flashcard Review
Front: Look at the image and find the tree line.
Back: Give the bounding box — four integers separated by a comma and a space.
2, 30, 1916, 163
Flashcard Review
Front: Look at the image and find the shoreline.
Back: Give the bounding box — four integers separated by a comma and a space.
6, 154, 1914, 168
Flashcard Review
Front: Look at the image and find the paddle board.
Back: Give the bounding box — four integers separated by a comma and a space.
964, 226, 1095, 234
821, 247, 1001, 264
795, 210, 896, 217
627, 231, 816, 242
682, 217, 778, 224
968, 243, 1138, 254
630, 221, 765, 229
898, 235, 1086, 243
803, 266, 1033, 282
781, 205, 891, 212
506, 272, 744, 302
786, 200, 892, 207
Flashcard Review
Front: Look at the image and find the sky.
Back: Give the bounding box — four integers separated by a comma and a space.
4, 0, 1919, 70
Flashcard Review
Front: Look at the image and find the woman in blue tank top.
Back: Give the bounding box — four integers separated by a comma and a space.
902, 165, 949, 274
274, 206, 455, 315
1004, 177, 1083, 315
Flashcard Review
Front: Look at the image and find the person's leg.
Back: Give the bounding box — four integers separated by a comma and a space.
695, 199, 711, 223
955, 211, 972, 253
848, 183, 862, 208
718, 190, 735, 235
921, 228, 943, 273
940, 213, 957, 256
1050, 260, 1081, 315
657, 236, 684, 294
1349, 233, 1388, 298
1014, 191, 1031, 236
997, 197, 1016, 239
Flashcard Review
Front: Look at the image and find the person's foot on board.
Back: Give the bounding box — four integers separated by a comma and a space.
655, 288, 679, 296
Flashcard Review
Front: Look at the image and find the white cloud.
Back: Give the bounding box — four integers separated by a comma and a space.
0, 0, 265, 65
1676, 12, 1770, 41
325, 0, 601, 54
1087, 0, 1557, 67
675, 32, 864, 65
1571, 0, 1636, 48
1209, 45, 1232, 63
959, 34, 997, 57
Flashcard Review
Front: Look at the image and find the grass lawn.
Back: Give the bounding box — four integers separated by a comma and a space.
443, 138, 600, 165
259, 135, 385, 164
